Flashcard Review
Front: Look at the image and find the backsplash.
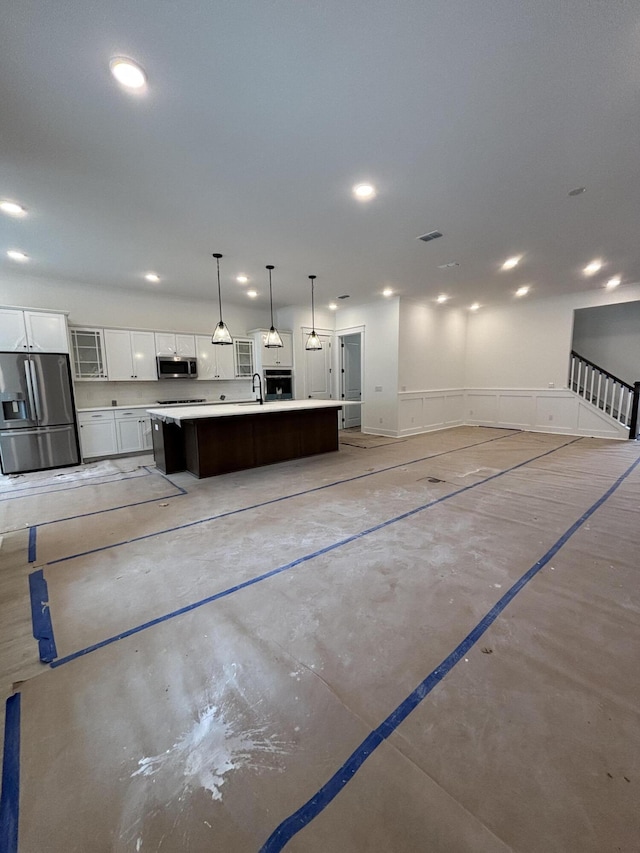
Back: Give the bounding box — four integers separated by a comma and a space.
73, 379, 254, 409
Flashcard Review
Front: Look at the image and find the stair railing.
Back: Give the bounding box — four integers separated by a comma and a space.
569, 351, 639, 439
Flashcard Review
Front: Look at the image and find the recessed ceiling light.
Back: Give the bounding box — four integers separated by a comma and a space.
605, 276, 621, 289
436, 294, 448, 303
7, 249, 28, 262
328, 303, 337, 311
382, 288, 393, 297
145, 272, 160, 283
352, 183, 376, 201
247, 289, 258, 298
109, 57, 147, 90
515, 285, 530, 297
236, 275, 248, 284
501, 256, 521, 270
583, 259, 602, 276
568, 187, 586, 196
469, 302, 480, 311
0, 200, 27, 217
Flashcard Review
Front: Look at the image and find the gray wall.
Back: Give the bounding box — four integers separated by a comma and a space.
572, 302, 640, 386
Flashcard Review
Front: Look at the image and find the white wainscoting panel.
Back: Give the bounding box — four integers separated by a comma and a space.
466, 388, 628, 439
395, 388, 628, 439
398, 390, 464, 436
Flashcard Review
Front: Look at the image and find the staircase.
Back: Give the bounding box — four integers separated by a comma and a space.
569, 351, 639, 440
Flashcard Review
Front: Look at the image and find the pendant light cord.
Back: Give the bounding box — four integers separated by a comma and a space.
310, 275, 316, 332
268, 267, 275, 327
216, 255, 223, 322
267, 265, 274, 329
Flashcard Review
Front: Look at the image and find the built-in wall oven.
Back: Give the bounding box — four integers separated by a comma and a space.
263, 369, 293, 401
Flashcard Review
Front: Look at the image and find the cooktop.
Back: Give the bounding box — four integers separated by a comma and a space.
155, 398, 206, 405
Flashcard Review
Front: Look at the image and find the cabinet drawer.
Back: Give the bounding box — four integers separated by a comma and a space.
78, 410, 116, 424
114, 408, 149, 419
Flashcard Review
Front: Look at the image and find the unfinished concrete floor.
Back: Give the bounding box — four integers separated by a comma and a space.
0, 426, 639, 852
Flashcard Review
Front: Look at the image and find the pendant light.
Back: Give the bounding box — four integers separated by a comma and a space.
211, 253, 233, 345
305, 275, 322, 351
264, 264, 283, 348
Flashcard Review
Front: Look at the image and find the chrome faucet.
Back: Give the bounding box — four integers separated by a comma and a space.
252, 372, 263, 405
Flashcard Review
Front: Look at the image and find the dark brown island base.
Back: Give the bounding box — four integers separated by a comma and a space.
147, 400, 345, 478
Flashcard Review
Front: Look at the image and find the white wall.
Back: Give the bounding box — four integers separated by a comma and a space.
336, 299, 399, 435
464, 285, 640, 389
1, 272, 266, 334
398, 300, 467, 390
572, 302, 640, 386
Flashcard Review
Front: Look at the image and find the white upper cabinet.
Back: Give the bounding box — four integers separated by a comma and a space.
104, 329, 156, 381
131, 331, 157, 380
250, 329, 293, 368
0, 308, 68, 353
154, 332, 196, 357
195, 335, 235, 380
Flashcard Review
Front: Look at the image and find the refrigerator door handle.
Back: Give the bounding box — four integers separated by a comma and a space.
29, 359, 43, 422
24, 360, 37, 422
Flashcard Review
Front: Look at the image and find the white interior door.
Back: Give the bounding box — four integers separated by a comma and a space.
303, 333, 332, 398
341, 333, 362, 428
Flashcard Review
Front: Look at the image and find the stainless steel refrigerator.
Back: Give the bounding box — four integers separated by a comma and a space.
0, 352, 80, 474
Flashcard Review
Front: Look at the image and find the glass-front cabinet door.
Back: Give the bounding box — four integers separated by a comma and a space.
70, 328, 107, 380
234, 338, 254, 378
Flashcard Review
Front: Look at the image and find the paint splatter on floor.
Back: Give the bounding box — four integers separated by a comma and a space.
133, 702, 286, 801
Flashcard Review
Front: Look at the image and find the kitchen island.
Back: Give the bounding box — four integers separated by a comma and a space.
146, 399, 346, 478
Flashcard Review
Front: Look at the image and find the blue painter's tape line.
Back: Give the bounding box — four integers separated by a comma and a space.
51, 435, 579, 669
141, 466, 187, 495
0, 468, 153, 501
46, 430, 522, 567
259, 452, 640, 852
35, 488, 185, 529
0, 693, 21, 853
28, 570, 57, 663
28, 526, 37, 563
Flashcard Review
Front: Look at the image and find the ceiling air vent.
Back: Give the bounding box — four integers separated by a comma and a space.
417, 230, 443, 242
338, 294, 350, 299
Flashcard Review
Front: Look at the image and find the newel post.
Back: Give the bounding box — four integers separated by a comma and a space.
629, 381, 640, 440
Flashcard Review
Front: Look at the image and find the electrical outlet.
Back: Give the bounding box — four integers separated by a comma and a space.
548, 414, 553, 421
469, 410, 473, 416
375, 385, 383, 392
379, 418, 383, 424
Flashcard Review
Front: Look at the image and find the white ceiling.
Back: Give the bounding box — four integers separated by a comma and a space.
1, 0, 639, 312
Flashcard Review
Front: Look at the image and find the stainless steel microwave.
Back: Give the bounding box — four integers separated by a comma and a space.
157, 356, 198, 379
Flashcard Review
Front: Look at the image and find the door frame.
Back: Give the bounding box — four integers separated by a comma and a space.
335, 326, 364, 429
300, 327, 333, 399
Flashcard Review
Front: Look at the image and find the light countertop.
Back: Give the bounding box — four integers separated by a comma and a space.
77, 399, 253, 413
146, 398, 354, 424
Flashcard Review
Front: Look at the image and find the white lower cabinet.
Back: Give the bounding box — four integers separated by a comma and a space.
78, 408, 152, 458
115, 409, 153, 453
78, 411, 117, 458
